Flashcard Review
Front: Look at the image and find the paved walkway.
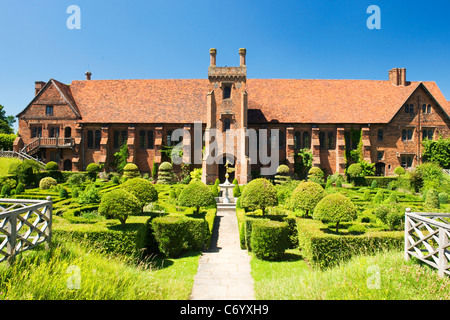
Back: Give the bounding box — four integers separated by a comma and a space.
190, 208, 255, 300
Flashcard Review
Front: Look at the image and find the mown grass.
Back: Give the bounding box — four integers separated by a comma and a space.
251, 249, 450, 300
0, 233, 200, 300
0, 157, 21, 176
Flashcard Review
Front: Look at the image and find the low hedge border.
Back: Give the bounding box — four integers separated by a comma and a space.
250, 219, 290, 260
296, 218, 404, 269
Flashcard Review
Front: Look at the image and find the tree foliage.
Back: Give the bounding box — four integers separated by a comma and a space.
422, 138, 450, 169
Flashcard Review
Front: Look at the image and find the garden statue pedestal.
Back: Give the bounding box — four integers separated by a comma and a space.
216, 173, 237, 209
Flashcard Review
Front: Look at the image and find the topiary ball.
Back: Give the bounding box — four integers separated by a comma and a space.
98, 189, 141, 225
288, 181, 325, 217
394, 166, 406, 176
39, 177, 58, 190
313, 193, 357, 233
239, 178, 278, 214
123, 163, 140, 178
45, 161, 59, 171
177, 181, 216, 214
121, 177, 158, 210
276, 165, 290, 175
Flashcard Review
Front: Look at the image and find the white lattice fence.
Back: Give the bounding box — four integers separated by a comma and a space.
404, 209, 450, 277
0, 197, 52, 265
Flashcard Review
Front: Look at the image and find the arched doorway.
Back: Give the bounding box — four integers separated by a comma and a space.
63, 159, 72, 171
218, 154, 235, 183
64, 127, 72, 138
375, 162, 385, 176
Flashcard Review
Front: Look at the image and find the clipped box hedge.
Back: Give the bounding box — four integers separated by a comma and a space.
53, 215, 152, 257
364, 176, 398, 188
151, 215, 210, 258
250, 219, 289, 260
296, 218, 404, 269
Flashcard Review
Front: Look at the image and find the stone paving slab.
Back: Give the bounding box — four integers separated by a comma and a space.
190, 208, 255, 300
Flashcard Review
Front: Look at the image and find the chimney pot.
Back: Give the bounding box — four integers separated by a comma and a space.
239, 48, 246, 66
85, 71, 92, 80
389, 68, 406, 86
35, 81, 46, 96
210, 48, 217, 66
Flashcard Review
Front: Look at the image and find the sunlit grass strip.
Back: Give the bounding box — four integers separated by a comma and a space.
0, 233, 200, 300
251, 249, 450, 300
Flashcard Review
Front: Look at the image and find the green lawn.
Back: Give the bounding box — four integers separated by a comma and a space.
0, 232, 200, 300
251, 249, 450, 300
0, 157, 21, 176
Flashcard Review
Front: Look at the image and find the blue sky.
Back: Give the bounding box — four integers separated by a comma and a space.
1, 0, 450, 131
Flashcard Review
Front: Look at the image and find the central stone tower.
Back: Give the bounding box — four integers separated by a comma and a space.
202, 48, 250, 185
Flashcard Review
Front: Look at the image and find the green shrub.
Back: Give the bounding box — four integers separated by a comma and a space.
59, 187, 69, 199
1, 184, 11, 197
77, 184, 101, 204
362, 189, 371, 201
274, 165, 291, 185
15, 182, 25, 195
9, 160, 37, 186
0, 133, 17, 150
308, 167, 324, 184
122, 178, 158, 211
296, 218, 404, 269
287, 181, 325, 218
44, 161, 59, 171
39, 177, 57, 190
438, 192, 448, 204
313, 193, 357, 233
157, 162, 175, 184
372, 190, 384, 204
123, 163, 140, 179
86, 163, 101, 181
365, 176, 398, 189
335, 179, 342, 188
250, 220, 289, 260
384, 192, 398, 204
112, 176, 120, 184
374, 203, 405, 230
177, 181, 216, 214
239, 178, 278, 214
424, 189, 440, 211
215, 178, 221, 186
71, 187, 80, 198
211, 184, 219, 197
347, 163, 363, 179
394, 166, 406, 175
371, 179, 378, 188
67, 173, 87, 187
151, 215, 210, 258
98, 189, 141, 225
189, 168, 202, 182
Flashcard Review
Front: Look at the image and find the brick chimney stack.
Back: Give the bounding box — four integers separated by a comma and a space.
35, 81, 46, 96
85, 71, 92, 80
239, 48, 246, 66
210, 48, 217, 67
389, 68, 406, 86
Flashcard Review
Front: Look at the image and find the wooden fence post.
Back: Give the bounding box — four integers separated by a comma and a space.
45, 196, 52, 250
6, 213, 17, 267
438, 227, 447, 278
404, 208, 411, 261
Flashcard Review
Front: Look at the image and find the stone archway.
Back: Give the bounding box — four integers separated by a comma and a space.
375, 162, 385, 176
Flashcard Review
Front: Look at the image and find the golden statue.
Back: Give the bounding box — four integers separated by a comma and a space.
224, 159, 235, 180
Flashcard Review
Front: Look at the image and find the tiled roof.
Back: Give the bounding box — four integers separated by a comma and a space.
65, 78, 449, 124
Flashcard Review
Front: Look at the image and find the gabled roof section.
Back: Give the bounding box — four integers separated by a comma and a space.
69, 79, 209, 123
17, 79, 81, 118
246, 79, 444, 124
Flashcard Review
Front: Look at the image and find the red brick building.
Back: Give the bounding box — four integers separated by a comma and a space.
14, 49, 450, 184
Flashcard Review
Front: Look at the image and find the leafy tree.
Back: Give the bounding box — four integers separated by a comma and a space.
178, 181, 216, 214
121, 177, 158, 211
0, 104, 15, 134
239, 178, 278, 214
313, 193, 357, 233
422, 138, 450, 169
98, 189, 141, 225
287, 181, 325, 217
113, 142, 128, 173
294, 148, 313, 179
